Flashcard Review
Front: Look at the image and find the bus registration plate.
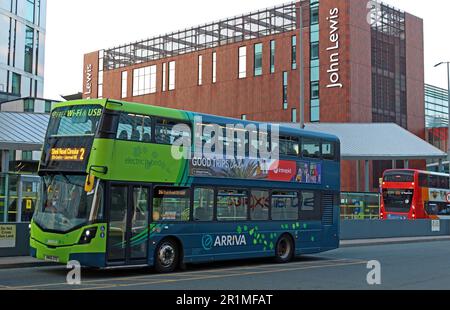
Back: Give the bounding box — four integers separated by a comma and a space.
387, 214, 407, 220
44, 255, 60, 262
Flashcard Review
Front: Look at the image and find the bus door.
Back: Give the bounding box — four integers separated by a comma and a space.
106, 184, 151, 265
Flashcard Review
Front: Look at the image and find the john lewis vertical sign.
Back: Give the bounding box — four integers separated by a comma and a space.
326, 8, 343, 89
84, 64, 93, 99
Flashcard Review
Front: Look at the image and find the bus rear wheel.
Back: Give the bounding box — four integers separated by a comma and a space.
154, 239, 179, 273
274, 235, 294, 264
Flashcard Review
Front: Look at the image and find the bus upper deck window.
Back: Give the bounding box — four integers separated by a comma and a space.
302, 139, 320, 159
322, 142, 335, 160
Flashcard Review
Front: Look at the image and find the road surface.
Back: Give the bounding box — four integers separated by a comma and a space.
1, 240, 450, 290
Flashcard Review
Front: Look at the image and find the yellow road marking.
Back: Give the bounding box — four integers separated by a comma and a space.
74, 261, 367, 290
5, 258, 364, 290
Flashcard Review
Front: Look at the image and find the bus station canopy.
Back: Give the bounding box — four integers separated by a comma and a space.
0, 112, 49, 151
284, 123, 447, 161
0, 111, 446, 160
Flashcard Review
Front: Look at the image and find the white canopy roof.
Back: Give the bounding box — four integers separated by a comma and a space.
283, 123, 447, 161
0, 112, 49, 151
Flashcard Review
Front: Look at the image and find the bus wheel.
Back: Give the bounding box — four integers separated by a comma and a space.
274, 235, 294, 264
155, 239, 179, 273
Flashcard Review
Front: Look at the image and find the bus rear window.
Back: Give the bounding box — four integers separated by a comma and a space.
47, 105, 102, 137
383, 172, 414, 183
322, 142, 336, 160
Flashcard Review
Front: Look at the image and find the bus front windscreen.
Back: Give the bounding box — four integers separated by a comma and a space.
382, 189, 413, 213
48, 105, 103, 138
33, 174, 103, 232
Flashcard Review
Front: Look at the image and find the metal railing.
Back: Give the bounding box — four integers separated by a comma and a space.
340, 192, 381, 220
103, 2, 298, 70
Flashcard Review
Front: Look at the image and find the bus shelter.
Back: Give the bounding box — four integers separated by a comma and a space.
0, 112, 49, 223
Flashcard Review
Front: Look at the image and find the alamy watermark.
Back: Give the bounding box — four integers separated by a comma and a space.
367, 0, 383, 26
366, 260, 382, 285
66, 260, 81, 285
170, 116, 280, 163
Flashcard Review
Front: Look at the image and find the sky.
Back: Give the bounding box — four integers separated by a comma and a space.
44, 0, 450, 100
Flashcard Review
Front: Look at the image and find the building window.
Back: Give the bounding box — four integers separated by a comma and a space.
44, 100, 52, 113
23, 98, 34, 112
35, 31, 40, 75
22, 151, 33, 161
311, 81, 319, 99
311, 105, 320, 122
36, 0, 41, 26
98, 50, 104, 99
311, 42, 319, 60
241, 114, 247, 120
310, 1, 320, 123
12, 73, 21, 95
162, 63, 167, 91
291, 36, 297, 70
198, 55, 203, 85
98, 85, 103, 98
291, 108, 297, 123
133, 65, 156, 96
25, 0, 35, 23
270, 40, 275, 74
212, 52, 217, 83
254, 43, 263, 76
24, 26, 34, 74
121, 71, 128, 98
238, 46, 247, 79
283, 71, 288, 110
168, 61, 176, 90
310, 5, 319, 25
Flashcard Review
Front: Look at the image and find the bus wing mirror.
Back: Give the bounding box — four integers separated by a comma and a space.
85, 175, 95, 192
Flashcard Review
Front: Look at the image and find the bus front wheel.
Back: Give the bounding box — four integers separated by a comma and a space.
274, 235, 294, 264
154, 239, 179, 273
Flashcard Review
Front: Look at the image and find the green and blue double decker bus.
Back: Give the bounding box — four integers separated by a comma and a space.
30, 99, 340, 272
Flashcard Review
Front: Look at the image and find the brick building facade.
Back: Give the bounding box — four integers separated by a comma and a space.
83, 0, 425, 192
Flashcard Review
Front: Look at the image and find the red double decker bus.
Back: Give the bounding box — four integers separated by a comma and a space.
380, 169, 450, 220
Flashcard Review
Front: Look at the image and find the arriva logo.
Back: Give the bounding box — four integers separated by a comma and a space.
202, 235, 214, 250
202, 234, 247, 250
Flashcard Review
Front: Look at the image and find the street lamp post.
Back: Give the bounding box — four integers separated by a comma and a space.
434, 61, 450, 174
299, 4, 305, 129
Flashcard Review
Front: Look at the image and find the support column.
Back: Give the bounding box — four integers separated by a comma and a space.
404, 160, 409, 169
392, 160, 396, 169
439, 159, 444, 173
1, 150, 10, 173
365, 160, 370, 193
17, 175, 23, 223
356, 161, 360, 192
1, 150, 9, 223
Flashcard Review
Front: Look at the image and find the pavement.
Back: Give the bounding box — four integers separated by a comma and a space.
1, 235, 449, 270
1, 239, 450, 290
0, 256, 55, 269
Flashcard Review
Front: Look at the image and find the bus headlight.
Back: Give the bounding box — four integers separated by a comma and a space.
79, 227, 98, 245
